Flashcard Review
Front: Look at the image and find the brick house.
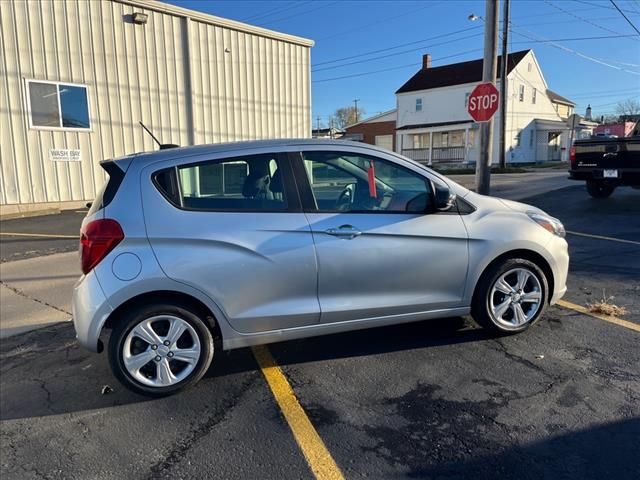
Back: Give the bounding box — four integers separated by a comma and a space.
344, 110, 397, 151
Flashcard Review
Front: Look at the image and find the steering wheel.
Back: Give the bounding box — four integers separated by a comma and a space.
335, 184, 354, 211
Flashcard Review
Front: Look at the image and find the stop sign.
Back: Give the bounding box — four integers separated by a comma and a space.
468, 82, 499, 122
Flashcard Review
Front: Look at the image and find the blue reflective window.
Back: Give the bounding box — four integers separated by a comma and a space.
59, 85, 90, 128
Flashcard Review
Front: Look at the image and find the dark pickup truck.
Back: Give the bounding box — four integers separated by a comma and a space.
569, 135, 640, 198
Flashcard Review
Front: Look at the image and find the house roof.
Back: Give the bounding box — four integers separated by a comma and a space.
546, 89, 575, 106
346, 109, 397, 129
396, 50, 530, 94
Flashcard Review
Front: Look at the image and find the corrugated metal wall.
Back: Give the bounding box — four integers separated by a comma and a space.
0, 0, 312, 206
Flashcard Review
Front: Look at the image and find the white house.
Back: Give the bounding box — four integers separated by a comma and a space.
395, 50, 574, 165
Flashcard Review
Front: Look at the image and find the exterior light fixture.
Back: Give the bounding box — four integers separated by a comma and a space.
132, 12, 148, 25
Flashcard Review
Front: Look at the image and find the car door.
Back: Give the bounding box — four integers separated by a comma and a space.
292, 147, 469, 324
142, 151, 320, 333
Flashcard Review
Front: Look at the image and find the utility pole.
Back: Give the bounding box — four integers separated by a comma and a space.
316, 115, 321, 133
353, 99, 360, 123
476, 0, 499, 195
498, 0, 509, 169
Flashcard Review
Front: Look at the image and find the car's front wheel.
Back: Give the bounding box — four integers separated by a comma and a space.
472, 258, 549, 333
108, 303, 214, 396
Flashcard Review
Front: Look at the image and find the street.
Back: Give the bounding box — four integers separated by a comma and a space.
1, 172, 639, 479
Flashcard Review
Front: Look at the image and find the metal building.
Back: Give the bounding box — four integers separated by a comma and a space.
0, 0, 313, 216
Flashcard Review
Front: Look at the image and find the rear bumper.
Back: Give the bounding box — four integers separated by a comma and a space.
569, 168, 640, 186
72, 271, 113, 353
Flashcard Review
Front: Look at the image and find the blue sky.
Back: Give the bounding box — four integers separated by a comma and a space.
167, 0, 640, 125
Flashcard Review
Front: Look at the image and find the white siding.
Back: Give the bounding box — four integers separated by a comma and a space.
504, 52, 564, 162
395, 51, 566, 164
0, 0, 312, 207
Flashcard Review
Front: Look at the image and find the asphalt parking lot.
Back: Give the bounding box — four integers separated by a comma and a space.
1, 177, 639, 479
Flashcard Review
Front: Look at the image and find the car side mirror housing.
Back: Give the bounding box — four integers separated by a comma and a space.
434, 184, 457, 211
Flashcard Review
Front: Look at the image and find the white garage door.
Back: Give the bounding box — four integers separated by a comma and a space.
375, 134, 393, 151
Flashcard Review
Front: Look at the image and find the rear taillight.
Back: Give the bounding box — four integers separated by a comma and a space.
80, 219, 124, 274
569, 146, 576, 167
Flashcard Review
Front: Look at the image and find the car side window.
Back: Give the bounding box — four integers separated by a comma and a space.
302, 151, 433, 213
155, 153, 288, 211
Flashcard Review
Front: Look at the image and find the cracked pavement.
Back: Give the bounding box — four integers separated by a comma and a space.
1, 181, 639, 479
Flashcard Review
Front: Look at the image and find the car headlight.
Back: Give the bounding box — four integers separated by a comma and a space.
527, 212, 566, 238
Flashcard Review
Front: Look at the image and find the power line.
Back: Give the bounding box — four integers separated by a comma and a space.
314, 26, 481, 67
610, 0, 640, 35
544, 0, 637, 39
241, 1, 311, 23
590, 94, 640, 108
313, 32, 634, 74
571, 0, 640, 14
258, 1, 339, 27
313, 48, 482, 84
312, 32, 483, 72
510, 27, 640, 76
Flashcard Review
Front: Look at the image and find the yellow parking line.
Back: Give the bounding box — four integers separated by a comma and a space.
566, 230, 640, 246
557, 299, 640, 333
0, 232, 78, 239
252, 345, 345, 480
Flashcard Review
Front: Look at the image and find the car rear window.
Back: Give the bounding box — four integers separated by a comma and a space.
88, 161, 125, 215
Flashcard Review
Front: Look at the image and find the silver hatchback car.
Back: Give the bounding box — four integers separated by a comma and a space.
73, 139, 568, 396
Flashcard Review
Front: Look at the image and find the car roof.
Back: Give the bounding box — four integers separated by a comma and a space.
113, 138, 392, 169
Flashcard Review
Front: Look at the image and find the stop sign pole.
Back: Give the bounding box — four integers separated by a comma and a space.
474, 0, 499, 195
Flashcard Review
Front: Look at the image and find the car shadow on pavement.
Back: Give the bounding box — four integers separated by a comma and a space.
406, 417, 640, 480
0, 316, 490, 421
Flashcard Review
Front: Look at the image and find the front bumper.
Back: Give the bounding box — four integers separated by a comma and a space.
547, 235, 569, 305
72, 270, 113, 352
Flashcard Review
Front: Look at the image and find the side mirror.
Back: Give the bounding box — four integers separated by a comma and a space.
434, 184, 457, 211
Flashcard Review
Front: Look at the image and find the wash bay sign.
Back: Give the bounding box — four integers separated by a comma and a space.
468, 82, 500, 123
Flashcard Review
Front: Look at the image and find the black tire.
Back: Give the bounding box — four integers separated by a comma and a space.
108, 302, 214, 397
471, 258, 549, 334
586, 180, 615, 198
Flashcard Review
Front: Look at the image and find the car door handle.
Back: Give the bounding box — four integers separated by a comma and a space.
324, 225, 362, 239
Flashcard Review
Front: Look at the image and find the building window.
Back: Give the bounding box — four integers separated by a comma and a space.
26, 80, 90, 130
516, 129, 523, 147
529, 130, 535, 148
415, 98, 422, 112
464, 92, 470, 107
532, 88, 537, 104
518, 84, 525, 102
528, 62, 532, 72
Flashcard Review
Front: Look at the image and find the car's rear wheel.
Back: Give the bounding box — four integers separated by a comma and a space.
472, 258, 548, 333
586, 180, 615, 198
108, 303, 214, 396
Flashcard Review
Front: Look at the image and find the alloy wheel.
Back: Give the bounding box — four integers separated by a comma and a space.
122, 315, 201, 388
488, 268, 542, 330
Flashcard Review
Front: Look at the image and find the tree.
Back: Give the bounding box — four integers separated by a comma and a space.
597, 113, 618, 124
615, 98, 640, 117
333, 105, 366, 129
